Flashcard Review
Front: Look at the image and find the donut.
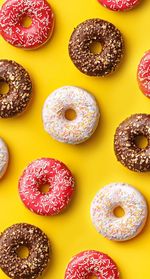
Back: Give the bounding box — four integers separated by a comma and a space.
0, 60, 32, 118
0, 223, 50, 279
97, 0, 140, 11
0, 0, 54, 49
114, 114, 150, 172
64, 250, 120, 279
137, 50, 150, 98
42, 86, 100, 144
0, 138, 9, 178
19, 158, 75, 216
90, 183, 148, 241
68, 19, 124, 76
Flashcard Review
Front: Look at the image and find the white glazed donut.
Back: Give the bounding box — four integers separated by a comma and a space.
42, 86, 100, 144
90, 183, 148, 241
0, 138, 9, 178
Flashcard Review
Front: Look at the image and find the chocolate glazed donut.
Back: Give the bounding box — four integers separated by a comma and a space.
0, 223, 50, 279
68, 19, 124, 76
0, 60, 32, 118
114, 114, 150, 172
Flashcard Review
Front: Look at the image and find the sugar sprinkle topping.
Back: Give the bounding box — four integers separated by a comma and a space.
91, 183, 148, 241
42, 86, 100, 144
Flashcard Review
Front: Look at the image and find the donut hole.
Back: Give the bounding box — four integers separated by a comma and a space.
90, 41, 102, 54
21, 16, 32, 28
16, 246, 29, 259
65, 109, 77, 121
40, 184, 50, 194
89, 276, 97, 279
113, 206, 125, 218
0, 81, 9, 94
134, 135, 148, 149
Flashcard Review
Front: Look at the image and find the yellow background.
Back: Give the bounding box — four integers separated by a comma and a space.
0, 0, 150, 278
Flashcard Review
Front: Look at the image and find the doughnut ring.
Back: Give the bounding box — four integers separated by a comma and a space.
0, 138, 9, 178
65, 250, 120, 279
42, 86, 100, 144
0, 0, 54, 49
98, 0, 140, 11
0, 60, 32, 118
0, 223, 50, 279
137, 50, 150, 98
114, 114, 150, 172
19, 158, 75, 216
68, 19, 124, 76
90, 183, 148, 241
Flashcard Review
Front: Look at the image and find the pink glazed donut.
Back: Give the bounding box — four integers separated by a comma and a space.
18, 158, 75, 216
137, 50, 150, 98
0, 0, 54, 49
65, 250, 120, 279
98, 0, 140, 11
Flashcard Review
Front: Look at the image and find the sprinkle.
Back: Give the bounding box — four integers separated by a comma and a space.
65, 250, 119, 279
90, 183, 148, 241
42, 86, 100, 144
98, 0, 140, 11
0, 0, 54, 49
0, 138, 9, 178
19, 158, 75, 216
137, 50, 150, 98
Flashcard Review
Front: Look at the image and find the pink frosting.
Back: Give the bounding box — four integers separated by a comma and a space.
0, 0, 54, 49
137, 50, 150, 98
98, 0, 140, 11
19, 158, 75, 216
65, 250, 120, 279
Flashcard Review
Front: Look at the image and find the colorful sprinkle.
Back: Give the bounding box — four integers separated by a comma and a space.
91, 183, 148, 241
0, 138, 9, 178
42, 86, 100, 144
